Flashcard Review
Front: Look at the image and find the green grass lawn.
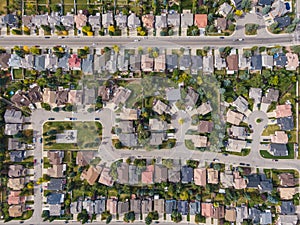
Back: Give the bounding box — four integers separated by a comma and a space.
37, 0, 47, 4
0, 0, 7, 13
260, 143, 295, 159
13, 69, 24, 80
262, 124, 281, 136
225, 148, 251, 156
43, 121, 102, 151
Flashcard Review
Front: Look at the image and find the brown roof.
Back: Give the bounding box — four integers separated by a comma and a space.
226, 54, 239, 71
270, 131, 288, 144
286, 52, 298, 70
47, 151, 63, 165
98, 86, 110, 101
47, 164, 65, 178
213, 205, 225, 219
74, 13, 87, 29
278, 173, 296, 187
142, 14, 155, 29
117, 162, 129, 184
98, 167, 114, 186
8, 191, 25, 205
198, 121, 214, 133
225, 208, 236, 222
154, 199, 165, 214
154, 165, 168, 183
216, 18, 227, 31
8, 178, 25, 191
233, 171, 247, 189
28, 85, 43, 103
207, 168, 219, 184
194, 14, 207, 28
106, 197, 118, 214
11, 92, 31, 107
278, 187, 296, 200
141, 54, 154, 72
0, 53, 11, 69
81, 166, 101, 185
9, 204, 24, 217
142, 165, 154, 184
8, 165, 26, 178
194, 168, 206, 186
201, 203, 213, 217
76, 151, 94, 167
56, 89, 69, 106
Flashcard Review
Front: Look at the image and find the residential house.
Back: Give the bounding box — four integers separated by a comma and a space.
214, 52, 226, 70
141, 54, 153, 72
166, 88, 181, 103
130, 199, 141, 219
278, 187, 296, 200
155, 15, 167, 29
115, 13, 127, 29
8, 178, 25, 190
0, 53, 11, 69
45, 54, 58, 71
279, 215, 298, 225
111, 87, 131, 106
83, 199, 94, 215
47, 164, 66, 178
117, 54, 129, 72
185, 88, 199, 109
277, 116, 294, 131
154, 164, 168, 183
260, 211, 272, 225
142, 14, 154, 29
141, 198, 153, 215
81, 166, 101, 185
217, 3, 233, 17
167, 13, 180, 27
118, 201, 129, 216
88, 14, 101, 30
117, 162, 129, 184
120, 108, 138, 120
8, 54, 22, 69
153, 100, 170, 115
106, 197, 118, 215
207, 168, 219, 184
58, 53, 70, 71
68, 90, 83, 105
249, 87, 262, 104
74, 12, 87, 30
258, 0, 273, 6
278, 173, 296, 187
194, 14, 208, 29
179, 54, 191, 70
270, 131, 288, 144
102, 12, 114, 28
68, 54, 81, 70
181, 10, 194, 28
61, 15, 74, 28
274, 52, 287, 67
276, 104, 292, 118
119, 120, 134, 133
239, 53, 251, 69
203, 54, 214, 73
55, 87, 69, 106
262, 54, 274, 69
98, 86, 110, 102
154, 54, 166, 72
226, 54, 239, 74
165, 200, 177, 214
47, 178, 66, 191
32, 14, 48, 27
251, 55, 263, 72
247, 174, 273, 192
225, 208, 236, 222
142, 165, 154, 184
8, 138, 26, 151
270, 143, 288, 156
168, 164, 181, 183
166, 54, 178, 72
150, 132, 166, 146
262, 88, 279, 103
42, 88, 56, 106
48, 151, 64, 165
20, 54, 35, 69
5, 124, 22, 136
226, 110, 244, 125
8, 191, 25, 205
28, 84, 43, 103
191, 55, 203, 74
216, 18, 227, 31
48, 13, 61, 28
8, 165, 26, 178
34, 55, 46, 71
127, 13, 141, 30
11, 92, 31, 107
81, 54, 94, 75
220, 170, 234, 188
10, 151, 26, 162
213, 205, 225, 219
274, 16, 291, 29
233, 96, 249, 114
229, 126, 247, 140
226, 139, 247, 152
194, 168, 206, 186
181, 166, 193, 183
236, 205, 248, 223
198, 120, 213, 133
94, 198, 106, 215
98, 167, 114, 186
129, 55, 141, 72
129, 165, 139, 185
286, 52, 298, 70
189, 201, 201, 215
178, 201, 189, 215
22, 15, 33, 28
231, 0, 242, 9
201, 202, 213, 217
154, 198, 165, 215
190, 135, 208, 148
9, 205, 24, 217
119, 133, 138, 147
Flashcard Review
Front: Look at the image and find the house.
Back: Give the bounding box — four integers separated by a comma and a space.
178, 201, 189, 215
231, 0, 242, 9
142, 165, 154, 184
117, 54, 129, 72
61, 15, 74, 28
226, 139, 247, 152
150, 132, 166, 146
217, 3, 233, 17
119, 121, 134, 133
8, 191, 25, 205
98, 167, 114, 186
262, 54, 274, 69
236, 205, 248, 223
191, 55, 203, 74
278, 187, 296, 200
258, 0, 273, 6
120, 108, 138, 120
189, 201, 201, 215
94, 198, 106, 214
181, 166, 193, 183
48, 13, 61, 28
117, 162, 129, 184
58, 53, 70, 71
98, 86, 110, 102
168, 164, 181, 183
239, 53, 251, 69
47, 193, 65, 205
154, 54, 166, 72
88, 14, 101, 29
213, 205, 225, 219
5, 124, 22, 136
68, 54, 81, 70
4, 14, 18, 27
279, 215, 298, 225
166, 54, 178, 71
0, 53, 11, 69
11, 92, 31, 107
141, 198, 153, 215
274, 52, 288, 67
68, 90, 83, 105
10, 151, 26, 162
233, 171, 247, 189
130, 199, 141, 218
81, 166, 101, 185
249, 88, 262, 104
153, 100, 170, 115
260, 211, 272, 225
166, 88, 181, 102
181, 10, 194, 28
154, 198, 165, 214
118, 201, 129, 215
141, 54, 153, 72
270, 131, 288, 144
165, 200, 177, 214
8, 178, 25, 190
198, 120, 213, 133
226, 54, 239, 73
154, 164, 168, 183
276, 104, 292, 118
83, 199, 94, 215
233, 96, 249, 113
194, 168, 206, 186
81, 54, 94, 75
286, 52, 298, 70
226, 110, 244, 125
74, 12, 87, 30
278, 117, 294, 131
247, 174, 273, 192
270, 143, 288, 156
8, 165, 26, 178
214, 52, 226, 70
274, 16, 291, 29
111, 87, 132, 106
155, 15, 167, 28
220, 170, 234, 188
249, 207, 262, 224
185, 88, 199, 108
141, 14, 155, 30
102, 12, 114, 28
115, 13, 127, 28
207, 168, 219, 184
167, 13, 180, 27
47, 178, 66, 191
55, 88, 69, 106
32, 14, 48, 27
8, 54, 22, 69
45, 54, 58, 71
229, 126, 247, 140
194, 14, 208, 29
106, 197, 118, 215
179, 54, 191, 70
47, 164, 66, 178
203, 54, 214, 74
22, 15, 33, 27
216, 18, 227, 31
8, 205, 24, 217
47, 151, 64, 165
127, 13, 141, 30
190, 135, 208, 148
28, 84, 43, 103
201, 202, 213, 217
8, 138, 26, 151
149, 118, 167, 131
251, 55, 263, 71
129, 55, 141, 72
119, 133, 138, 147
262, 88, 279, 103
129, 165, 139, 185
278, 173, 296, 187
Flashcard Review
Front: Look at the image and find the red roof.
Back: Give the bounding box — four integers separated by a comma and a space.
201, 202, 213, 217
194, 14, 208, 28
8, 191, 25, 205
68, 54, 81, 68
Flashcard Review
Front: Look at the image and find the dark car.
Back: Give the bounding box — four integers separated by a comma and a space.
223, 153, 228, 156
34, 159, 37, 164
44, 36, 50, 39
219, 36, 225, 39
240, 163, 245, 165
41, 159, 43, 163
48, 118, 55, 120
95, 118, 100, 120
40, 138, 43, 143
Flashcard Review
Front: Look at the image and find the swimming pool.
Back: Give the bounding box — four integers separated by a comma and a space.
285, 2, 291, 10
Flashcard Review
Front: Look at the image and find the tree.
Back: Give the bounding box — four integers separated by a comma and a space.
30, 46, 41, 55
228, 24, 235, 31
262, 5, 271, 15
108, 25, 115, 33
52, 107, 60, 112
77, 209, 89, 224
41, 25, 51, 33
51, 4, 61, 12
41, 102, 51, 111
291, 45, 300, 54
195, 214, 204, 224
145, 215, 152, 225
285, 24, 296, 33
124, 211, 135, 223
269, 22, 278, 32
241, 0, 251, 11
113, 45, 120, 53
171, 211, 182, 223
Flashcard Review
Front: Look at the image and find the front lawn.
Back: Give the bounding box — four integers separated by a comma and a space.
13, 69, 24, 80
262, 124, 280, 136
260, 143, 295, 159
43, 121, 102, 150
224, 148, 251, 156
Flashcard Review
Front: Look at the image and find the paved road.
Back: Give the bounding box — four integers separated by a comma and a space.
0, 35, 294, 48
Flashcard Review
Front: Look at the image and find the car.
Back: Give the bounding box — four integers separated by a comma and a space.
70, 117, 77, 121
32, 137, 36, 143
213, 158, 219, 162
48, 118, 55, 120
134, 39, 140, 42
272, 159, 278, 162
238, 38, 244, 41
39, 138, 43, 143
34, 159, 37, 164
58, 36, 65, 39
40, 188, 43, 193
246, 164, 250, 166
219, 36, 225, 39
95, 118, 100, 120
44, 36, 50, 39
223, 153, 228, 156
240, 163, 245, 165
40, 159, 43, 163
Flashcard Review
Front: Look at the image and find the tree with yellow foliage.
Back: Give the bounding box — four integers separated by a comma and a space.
23, 45, 30, 53
113, 45, 120, 53
235, 10, 243, 16
87, 31, 94, 36
108, 25, 115, 33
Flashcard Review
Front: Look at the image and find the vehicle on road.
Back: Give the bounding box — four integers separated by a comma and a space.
48, 118, 55, 120
134, 39, 140, 42
32, 137, 36, 143
40, 138, 43, 143
95, 118, 100, 120
40, 188, 43, 193
70, 117, 77, 121
41, 159, 43, 163
240, 163, 245, 165
34, 159, 37, 164
213, 158, 219, 162
219, 36, 225, 39
223, 153, 228, 156
44, 36, 50, 39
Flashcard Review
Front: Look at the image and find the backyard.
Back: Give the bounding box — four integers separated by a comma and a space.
43, 121, 102, 150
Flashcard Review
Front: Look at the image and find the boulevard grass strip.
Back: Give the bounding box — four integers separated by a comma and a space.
260, 143, 295, 159
43, 121, 102, 150
224, 148, 251, 157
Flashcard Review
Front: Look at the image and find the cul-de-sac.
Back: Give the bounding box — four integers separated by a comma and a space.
0, 0, 300, 224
